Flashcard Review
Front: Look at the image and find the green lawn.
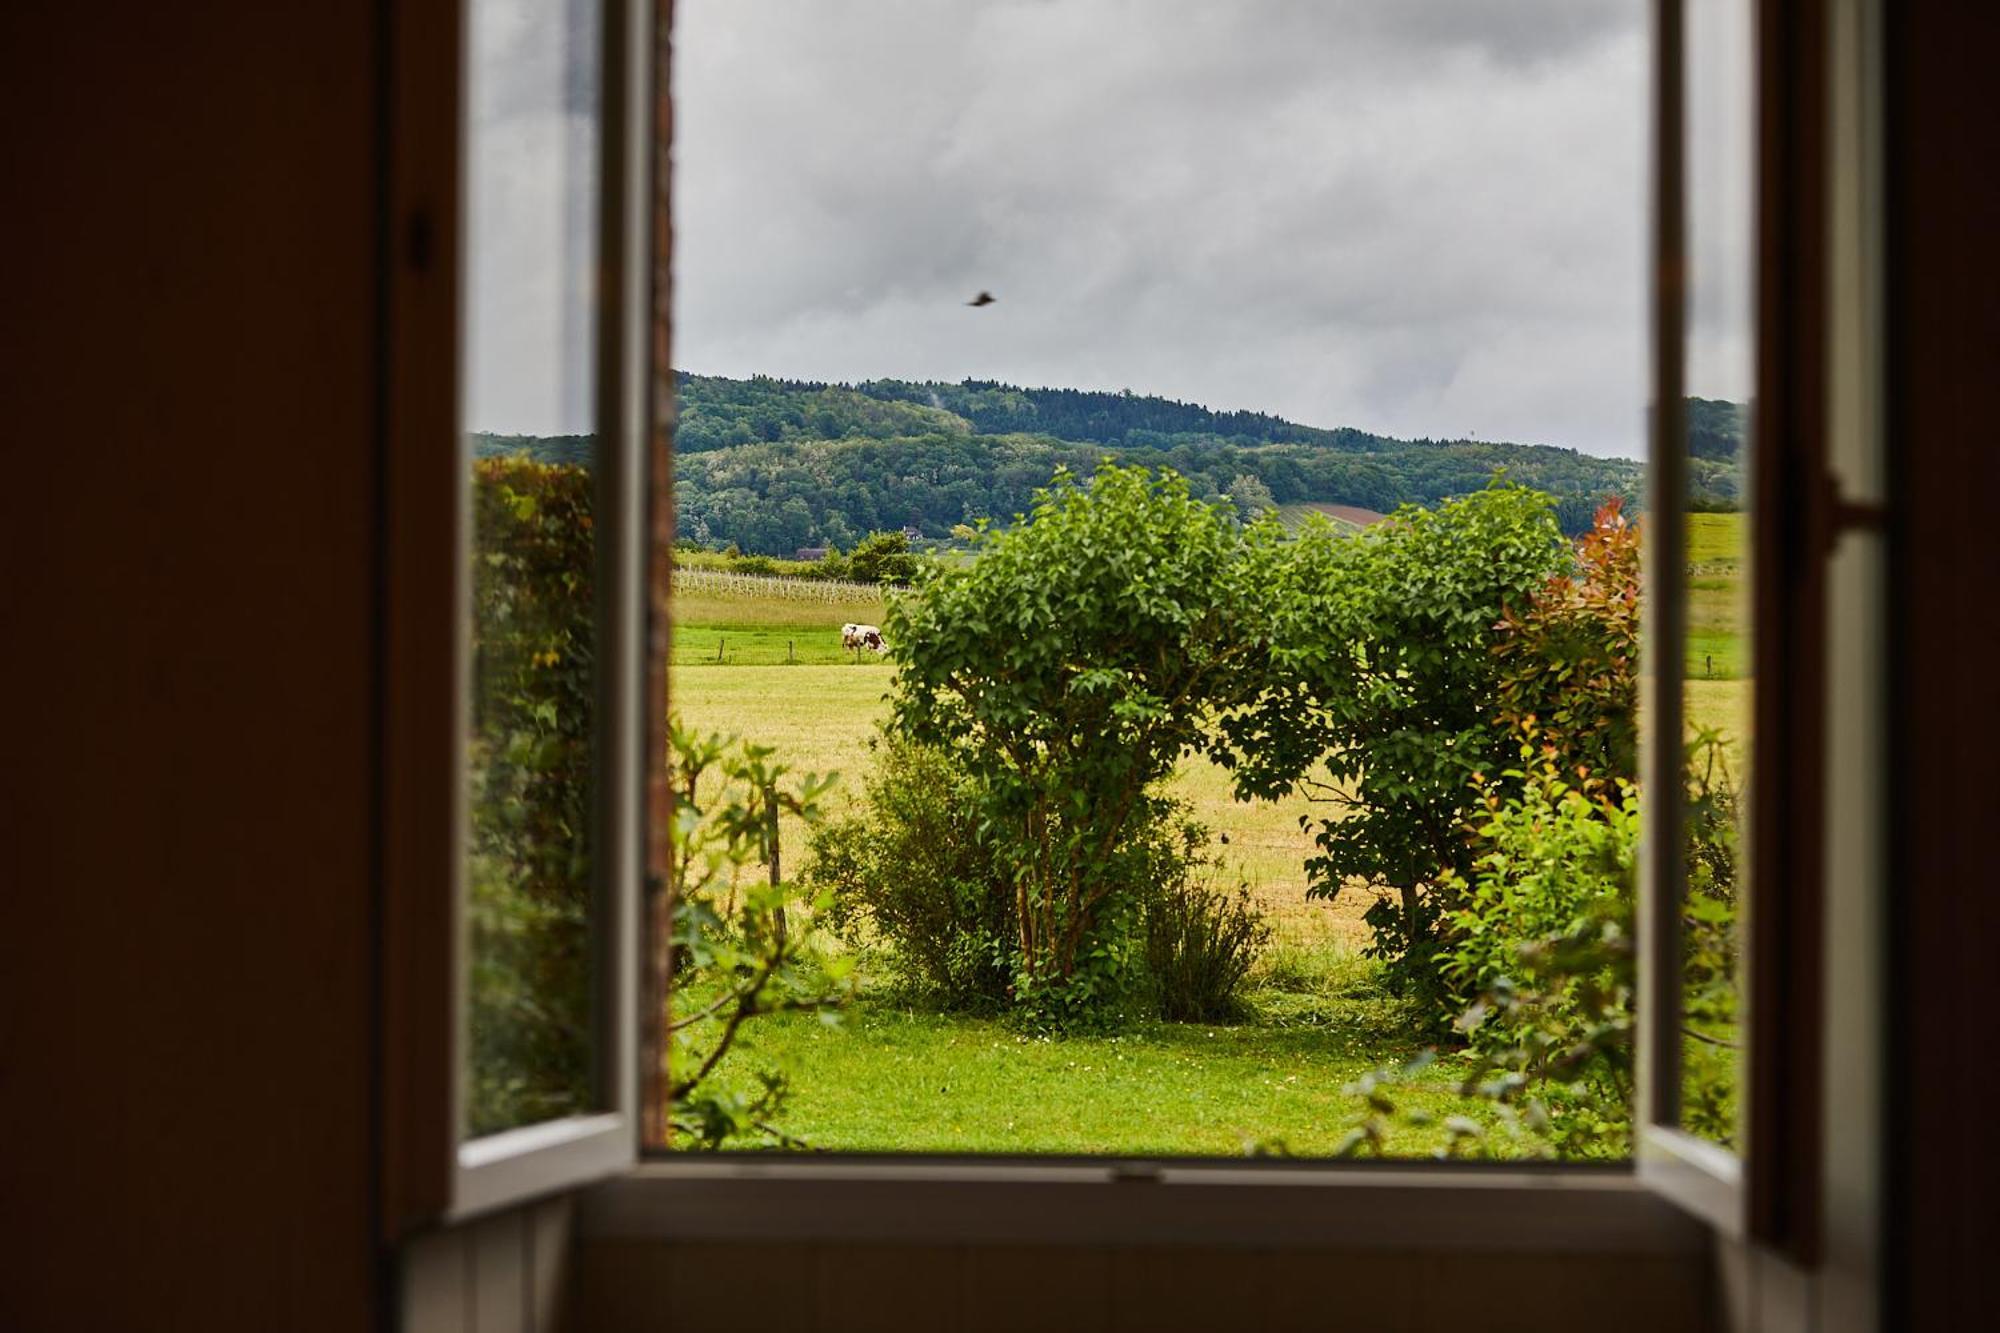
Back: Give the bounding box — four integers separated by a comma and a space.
700, 1001, 1498, 1157
1686, 512, 1747, 679
671, 579, 890, 665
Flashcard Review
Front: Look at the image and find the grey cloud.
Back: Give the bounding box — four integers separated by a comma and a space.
670, 0, 1650, 455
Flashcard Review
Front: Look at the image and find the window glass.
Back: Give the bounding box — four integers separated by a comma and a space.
1677, 0, 1754, 1149
463, 0, 606, 1139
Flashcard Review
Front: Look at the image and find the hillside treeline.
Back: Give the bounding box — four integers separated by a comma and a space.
484, 375, 1743, 556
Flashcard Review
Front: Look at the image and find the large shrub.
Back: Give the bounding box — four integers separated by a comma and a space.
1221, 482, 1570, 1015
466, 456, 598, 1136
805, 739, 1016, 1010
1492, 497, 1641, 787
1443, 769, 1639, 1157
808, 738, 1265, 1024
888, 465, 1282, 1025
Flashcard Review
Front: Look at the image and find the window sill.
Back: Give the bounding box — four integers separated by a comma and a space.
578, 1159, 1710, 1254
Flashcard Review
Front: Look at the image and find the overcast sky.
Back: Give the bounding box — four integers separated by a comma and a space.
670, 0, 1651, 458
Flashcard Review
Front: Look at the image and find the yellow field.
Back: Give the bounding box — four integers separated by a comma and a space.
669, 662, 1373, 947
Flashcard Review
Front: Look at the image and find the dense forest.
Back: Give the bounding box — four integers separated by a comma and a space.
480, 375, 1744, 556
1686, 396, 1748, 509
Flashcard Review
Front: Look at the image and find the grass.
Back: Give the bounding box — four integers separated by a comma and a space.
671, 582, 890, 666
701, 1000, 1494, 1157
1686, 512, 1747, 679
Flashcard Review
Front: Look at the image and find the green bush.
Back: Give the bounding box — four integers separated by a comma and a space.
845, 529, 920, 585
1443, 769, 1639, 1157
808, 739, 1256, 1026
804, 739, 1015, 1011
1220, 480, 1571, 1019
888, 465, 1283, 1026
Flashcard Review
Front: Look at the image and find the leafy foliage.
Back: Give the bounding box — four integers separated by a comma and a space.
1493, 498, 1642, 788
805, 739, 1016, 1011
1221, 482, 1571, 1014
841, 529, 920, 585
654, 372, 1651, 553
466, 457, 597, 1136
1442, 769, 1640, 1157
888, 465, 1283, 1024
664, 722, 853, 1149
1680, 727, 1742, 1145
1682, 396, 1749, 511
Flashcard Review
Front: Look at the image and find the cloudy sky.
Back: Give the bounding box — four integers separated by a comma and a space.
670, 0, 1651, 458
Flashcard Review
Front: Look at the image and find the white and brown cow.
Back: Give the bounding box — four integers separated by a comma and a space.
840, 622, 888, 655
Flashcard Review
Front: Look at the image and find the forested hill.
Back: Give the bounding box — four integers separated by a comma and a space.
485, 375, 1741, 556
672, 374, 1381, 455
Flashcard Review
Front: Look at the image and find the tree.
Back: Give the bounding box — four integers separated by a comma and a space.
1220, 482, 1570, 1013
887, 466, 1284, 1023
1228, 472, 1277, 521
846, 529, 919, 584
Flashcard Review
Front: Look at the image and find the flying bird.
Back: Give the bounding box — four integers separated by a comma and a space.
966, 291, 996, 307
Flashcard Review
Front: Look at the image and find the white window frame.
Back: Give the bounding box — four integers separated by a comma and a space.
378, 0, 1884, 1261
381, 0, 654, 1233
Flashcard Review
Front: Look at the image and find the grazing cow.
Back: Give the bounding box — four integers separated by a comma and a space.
841, 623, 888, 655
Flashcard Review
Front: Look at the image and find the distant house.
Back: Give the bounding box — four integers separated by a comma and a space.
899, 526, 922, 541
794, 546, 830, 562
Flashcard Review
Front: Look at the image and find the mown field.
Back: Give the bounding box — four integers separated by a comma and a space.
669, 576, 893, 666
1687, 511, 1748, 679
1684, 512, 1751, 772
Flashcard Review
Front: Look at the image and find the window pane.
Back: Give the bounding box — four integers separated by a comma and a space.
463, 0, 605, 1139
1678, 0, 1753, 1149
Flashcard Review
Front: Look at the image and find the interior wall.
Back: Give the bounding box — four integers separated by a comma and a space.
570, 1238, 1712, 1333
1883, 0, 2000, 1325
0, 2, 386, 1328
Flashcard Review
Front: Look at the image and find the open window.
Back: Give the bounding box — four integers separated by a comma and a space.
380, 0, 1869, 1255
381, 0, 654, 1230
1636, 0, 1843, 1260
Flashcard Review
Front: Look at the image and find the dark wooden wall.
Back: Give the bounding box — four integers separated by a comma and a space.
0, 2, 387, 1328
1884, 3, 2000, 1328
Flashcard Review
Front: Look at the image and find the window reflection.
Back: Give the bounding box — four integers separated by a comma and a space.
463, 0, 605, 1138
1678, 0, 1753, 1149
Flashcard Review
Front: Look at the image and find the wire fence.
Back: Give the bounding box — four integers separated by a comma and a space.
671, 566, 888, 604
